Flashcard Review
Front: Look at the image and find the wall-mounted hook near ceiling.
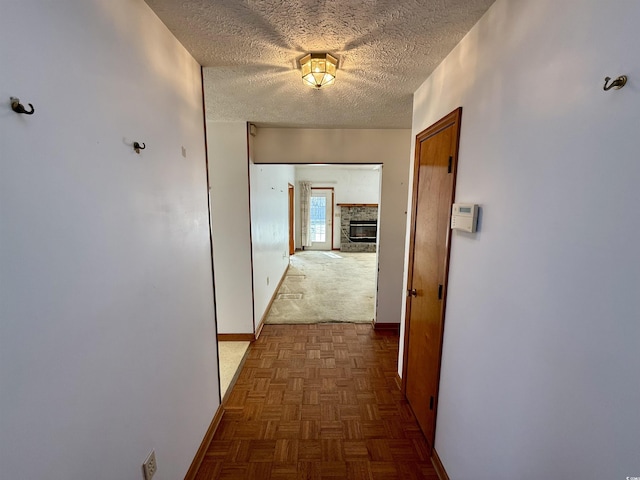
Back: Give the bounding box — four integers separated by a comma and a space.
10, 97, 35, 115
133, 141, 146, 154
603, 75, 627, 91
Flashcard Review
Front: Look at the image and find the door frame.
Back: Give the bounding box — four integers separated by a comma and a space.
401, 107, 462, 439
309, 187, 334, 250
288, 184, 295, 255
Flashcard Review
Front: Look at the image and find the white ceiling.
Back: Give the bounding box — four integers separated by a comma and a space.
144, 0, 495, 129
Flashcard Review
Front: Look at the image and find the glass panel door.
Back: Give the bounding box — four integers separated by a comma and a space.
309, 189, 333, 250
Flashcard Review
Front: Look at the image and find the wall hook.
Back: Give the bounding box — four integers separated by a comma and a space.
10, 97, 35, 115
133, 141, 146, 154
603, 75, 627, 91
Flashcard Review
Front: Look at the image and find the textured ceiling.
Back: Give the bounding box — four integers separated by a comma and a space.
145, 0, 495, 128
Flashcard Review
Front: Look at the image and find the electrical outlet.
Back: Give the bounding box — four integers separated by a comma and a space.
142, 450, 157, 480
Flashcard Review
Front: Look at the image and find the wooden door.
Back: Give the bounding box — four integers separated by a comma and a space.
403, 108, 462, 451
288, 184, 295, 255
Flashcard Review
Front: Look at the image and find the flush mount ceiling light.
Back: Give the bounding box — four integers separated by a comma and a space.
299, 53, 338, 89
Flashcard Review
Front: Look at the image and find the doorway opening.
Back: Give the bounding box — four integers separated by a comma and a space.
258, 164, 382, 327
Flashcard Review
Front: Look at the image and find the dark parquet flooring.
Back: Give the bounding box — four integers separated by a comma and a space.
195, 323, 439, 479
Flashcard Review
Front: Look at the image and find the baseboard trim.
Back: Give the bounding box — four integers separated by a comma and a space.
431, 448, 450, 480
217, 333, 255, 342
254, 317, 266, 340
372, 321, 400, 333
394, 373, 402, 391
184, 404, 225, 480
255, 264, 289, 339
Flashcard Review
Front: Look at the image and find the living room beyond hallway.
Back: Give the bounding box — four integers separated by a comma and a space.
265, 251, 377, 325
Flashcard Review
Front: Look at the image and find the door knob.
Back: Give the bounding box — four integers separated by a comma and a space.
408, 288, 417, 297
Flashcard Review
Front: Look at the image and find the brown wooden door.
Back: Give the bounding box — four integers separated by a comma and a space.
288, 184, 295, 255
403, 108, 462, 451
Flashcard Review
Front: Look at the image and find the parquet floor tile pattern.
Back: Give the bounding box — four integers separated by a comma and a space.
195, 323, 439, 480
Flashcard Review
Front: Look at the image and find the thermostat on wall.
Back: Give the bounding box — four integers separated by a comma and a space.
451, 203, 478, 233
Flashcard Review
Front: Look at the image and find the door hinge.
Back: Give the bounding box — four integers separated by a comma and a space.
438, 284, 443, 300
429, 396, 434, 410
448, 156, 452, 174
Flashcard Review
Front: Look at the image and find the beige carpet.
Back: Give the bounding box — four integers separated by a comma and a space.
264, 251, 377, 324
218, 341, 250, 398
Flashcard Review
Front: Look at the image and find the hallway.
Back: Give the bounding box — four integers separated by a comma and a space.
196, 324, 439, 479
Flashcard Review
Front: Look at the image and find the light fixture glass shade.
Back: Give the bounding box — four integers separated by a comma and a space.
300, 53, 338, 89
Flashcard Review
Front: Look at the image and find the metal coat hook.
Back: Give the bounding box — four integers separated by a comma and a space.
133, 142, 146, 154
603, 75, 627, 91
10, 97, 35, 115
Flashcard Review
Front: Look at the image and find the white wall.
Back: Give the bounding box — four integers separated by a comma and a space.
402, 0, 640, 478
249, 163, 295, 323
253, 128, 411, 325
206, 123, 255, 334
293, 166, 381, 249
0, 2, 218, 479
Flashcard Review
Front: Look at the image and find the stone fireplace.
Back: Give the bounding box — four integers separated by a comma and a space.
338, 204, 378, 252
